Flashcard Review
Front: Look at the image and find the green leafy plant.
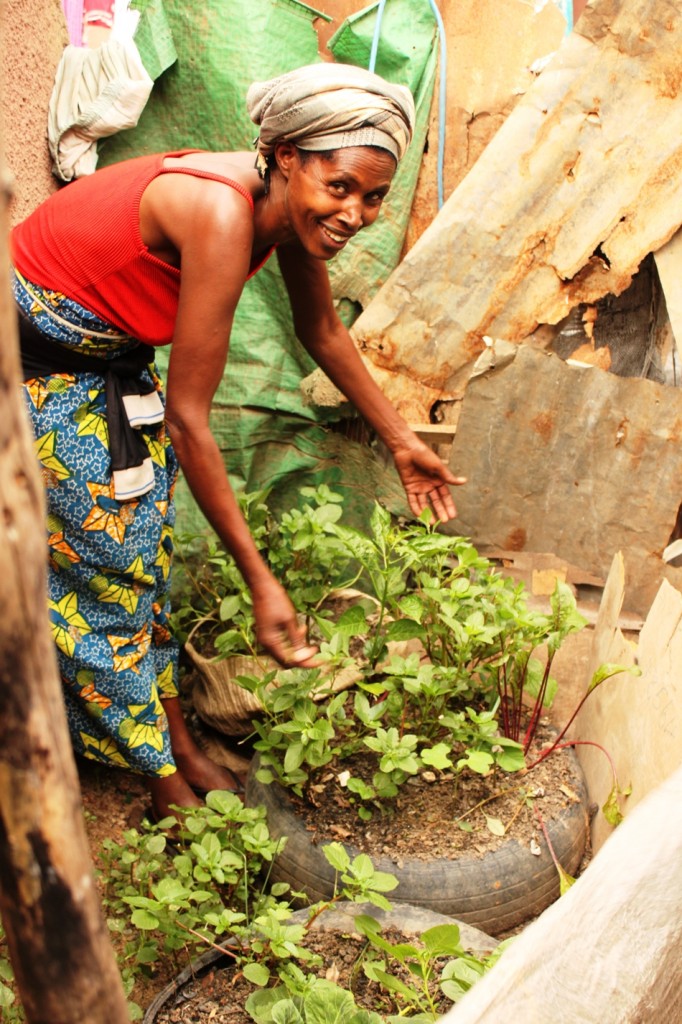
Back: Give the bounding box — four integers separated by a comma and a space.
245, 876, 509, 1024
173, 490, 635, 826
101, 790, 400, 994
225, 498, 634, 821
101, 797, 502, 1020
100, 790, 285, 1018
101, 792, 277, 967
0, 920, 23, 1023
171, 486, 357, 659
355, 914, 509, 1014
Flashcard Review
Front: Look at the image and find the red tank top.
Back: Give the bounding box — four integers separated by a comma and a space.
10, 150, 274, 345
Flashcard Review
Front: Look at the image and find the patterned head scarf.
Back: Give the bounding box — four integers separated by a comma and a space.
246, 62, 415, 179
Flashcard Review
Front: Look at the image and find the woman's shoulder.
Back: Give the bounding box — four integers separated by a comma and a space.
159, 151, 262, 197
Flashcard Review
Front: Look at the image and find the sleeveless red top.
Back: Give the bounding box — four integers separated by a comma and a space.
10, 151, 273, 346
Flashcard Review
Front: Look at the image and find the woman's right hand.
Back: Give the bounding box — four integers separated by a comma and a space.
251, 578, 319, 668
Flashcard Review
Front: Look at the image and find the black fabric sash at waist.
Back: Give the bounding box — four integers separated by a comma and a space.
18, 306, 154, 378
17, 305, 160, 478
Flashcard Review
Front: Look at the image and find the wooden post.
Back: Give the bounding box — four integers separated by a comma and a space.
0, 92, 130, 1024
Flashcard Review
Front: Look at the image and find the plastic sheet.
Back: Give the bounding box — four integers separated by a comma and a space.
96, 0, 438, 533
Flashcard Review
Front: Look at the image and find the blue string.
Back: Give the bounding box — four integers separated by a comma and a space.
368, 0, 387, 73
368, 0, 447, 209
556, 0, 574, 34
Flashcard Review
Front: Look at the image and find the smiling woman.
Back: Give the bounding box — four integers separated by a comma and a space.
275, 144, 395, 257
8, 61, 466, 823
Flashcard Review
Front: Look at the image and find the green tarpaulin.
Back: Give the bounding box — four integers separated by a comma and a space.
98, 0, 438, 534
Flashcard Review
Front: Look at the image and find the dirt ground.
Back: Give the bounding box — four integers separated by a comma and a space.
76, 671, 257, 1013
76, 757, 169, 1011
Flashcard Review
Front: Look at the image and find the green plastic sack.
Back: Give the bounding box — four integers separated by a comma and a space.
97, 0, 439, 533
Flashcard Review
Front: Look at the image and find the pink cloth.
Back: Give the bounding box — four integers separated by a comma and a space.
61, 0, 84, 45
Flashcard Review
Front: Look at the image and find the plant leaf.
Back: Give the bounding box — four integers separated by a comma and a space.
384, 619, 426, 642
305, 982, 358, 1024
322, 842, 351, 873
458, 750, 494, 775
421, 923, 462, 956
558, 864, 576, 895
130, 909, 160, 930
588, 662, 640, 693
245, 988, 292, 1024
243, 962, 271, 987
602, 782, 630, 826
421, 743, 453, 771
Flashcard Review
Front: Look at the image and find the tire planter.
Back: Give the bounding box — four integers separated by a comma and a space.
245, 749, 590, 937
143, 902, 498, 1024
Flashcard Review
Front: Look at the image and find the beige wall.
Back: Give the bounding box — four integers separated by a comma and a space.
0, 0, 68, 226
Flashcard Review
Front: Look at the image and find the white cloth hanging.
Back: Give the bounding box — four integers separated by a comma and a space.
48, 37, 153, 181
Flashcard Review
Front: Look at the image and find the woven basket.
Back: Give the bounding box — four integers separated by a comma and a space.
185, 611, 365, 738
184, 623, 273, 737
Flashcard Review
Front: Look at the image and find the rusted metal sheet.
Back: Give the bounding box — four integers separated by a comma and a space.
405, 0, 566, 251
445, 345, 682, 616
350, 0, 682, 422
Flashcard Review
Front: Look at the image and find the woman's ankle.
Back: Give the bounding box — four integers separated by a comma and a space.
148, 771, 201, 819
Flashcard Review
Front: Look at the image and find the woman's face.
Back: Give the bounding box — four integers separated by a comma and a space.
278, 145, 396, 259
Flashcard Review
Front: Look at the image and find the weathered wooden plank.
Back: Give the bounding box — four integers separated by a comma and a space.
445, 762, 682, 1023
575, 555, 682, 852
349, 0, 682, 421
0, 87, 129, 1024
444, 345, 682, 615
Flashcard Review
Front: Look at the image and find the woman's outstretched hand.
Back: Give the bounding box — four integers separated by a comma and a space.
392, 439, 466, 523
251, 578, 319, 668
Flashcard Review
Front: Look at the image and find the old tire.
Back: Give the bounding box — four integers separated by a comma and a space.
245, 752, 589, 937
143, 902, 497, 1023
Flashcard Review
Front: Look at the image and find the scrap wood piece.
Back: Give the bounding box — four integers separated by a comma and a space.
575, 556, 682, 852
445, 344, 682, 616
484, 549, 604, 600
347, 0, 682, 422
485, 548, 606, 589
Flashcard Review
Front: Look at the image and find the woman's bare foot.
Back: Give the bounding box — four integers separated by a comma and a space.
148, 771, 202, 821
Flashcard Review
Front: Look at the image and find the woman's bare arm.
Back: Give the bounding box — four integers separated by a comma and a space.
277, 242, 465, 522
149, 176, 317, 665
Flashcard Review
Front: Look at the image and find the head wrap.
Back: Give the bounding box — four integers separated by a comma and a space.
246, 62, 415, 178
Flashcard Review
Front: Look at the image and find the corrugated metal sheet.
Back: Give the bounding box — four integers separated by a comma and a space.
350, 0, 682, 422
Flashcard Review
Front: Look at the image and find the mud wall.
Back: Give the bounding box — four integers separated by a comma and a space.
0, 0, 68, 225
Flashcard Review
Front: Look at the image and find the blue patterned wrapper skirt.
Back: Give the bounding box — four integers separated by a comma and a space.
13, 270, 180, 777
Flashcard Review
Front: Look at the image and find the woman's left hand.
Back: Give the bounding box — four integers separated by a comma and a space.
392, 440, 466, 523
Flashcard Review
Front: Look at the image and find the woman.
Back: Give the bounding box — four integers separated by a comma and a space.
10, 62, 464, 819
